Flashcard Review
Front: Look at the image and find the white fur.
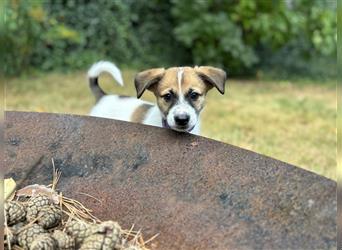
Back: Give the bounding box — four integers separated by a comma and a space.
167, 103, 199, 133
177, 67, 184, 100
165, 67, 198, 132
88, 61, 124, 86
89, 62, 200, 135
90, 95, 200, 135
90, 95, 162, 126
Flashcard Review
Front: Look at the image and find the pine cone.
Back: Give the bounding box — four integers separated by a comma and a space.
52, 230, 75, 250
64, 220, 93, 246
95, 221, 122, 250
26, 194, 51, 221
5, 222, 27, 247
17, 224, 46, 249
30, 233, 57, 250
79, 234, 104, 250
79, 221, 122, 250
5, 201, 26, 225
37, 205, 62, 229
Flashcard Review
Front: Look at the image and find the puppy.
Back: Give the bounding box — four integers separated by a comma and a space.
89, 61, 227, 135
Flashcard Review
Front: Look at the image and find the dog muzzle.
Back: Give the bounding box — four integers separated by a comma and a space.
162, 118, 195, 133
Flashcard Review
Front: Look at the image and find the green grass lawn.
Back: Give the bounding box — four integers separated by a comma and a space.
5, 70, 336, 180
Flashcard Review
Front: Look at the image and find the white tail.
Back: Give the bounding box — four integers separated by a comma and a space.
88, 61, 124, 86
88, 61, 124, 101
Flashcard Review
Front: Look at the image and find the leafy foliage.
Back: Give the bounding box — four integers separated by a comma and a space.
2, 1, 43, 75
2, 0, 336, 79
171, 0, 336, 77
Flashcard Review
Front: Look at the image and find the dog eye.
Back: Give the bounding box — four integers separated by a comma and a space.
190, 92, 199, 101
163, 93, 172, 102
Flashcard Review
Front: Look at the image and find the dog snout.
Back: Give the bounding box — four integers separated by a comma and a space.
174, 113, 190, 126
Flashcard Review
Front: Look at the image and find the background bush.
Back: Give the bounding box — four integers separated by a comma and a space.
2, 0, 336, 80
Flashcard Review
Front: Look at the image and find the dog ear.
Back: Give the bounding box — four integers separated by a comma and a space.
134, 68, 165, 98
195, 66, 227, 94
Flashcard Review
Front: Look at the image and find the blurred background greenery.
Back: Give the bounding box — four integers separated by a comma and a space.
2, 0, 337, 79
3, 0, 337, 180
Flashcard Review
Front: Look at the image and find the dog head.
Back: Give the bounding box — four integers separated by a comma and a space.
134, 66, 227, 132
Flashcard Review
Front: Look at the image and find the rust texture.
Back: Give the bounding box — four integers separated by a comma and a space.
4, 111, 336, 249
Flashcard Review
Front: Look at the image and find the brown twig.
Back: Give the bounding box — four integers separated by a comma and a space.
76, 192, 103, 205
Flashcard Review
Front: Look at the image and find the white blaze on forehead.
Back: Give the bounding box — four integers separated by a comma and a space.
177, 67, 184, 100
167, 68, 199, 132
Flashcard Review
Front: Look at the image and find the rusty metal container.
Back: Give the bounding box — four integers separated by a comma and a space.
4, 111, 336, 249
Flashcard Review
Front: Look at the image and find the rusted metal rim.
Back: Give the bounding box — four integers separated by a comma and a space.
4, 111, 336, 249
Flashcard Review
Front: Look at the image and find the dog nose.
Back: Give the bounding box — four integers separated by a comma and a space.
174, 113, 190, 126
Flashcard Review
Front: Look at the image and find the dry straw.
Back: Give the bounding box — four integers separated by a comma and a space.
4, 158, 158, 250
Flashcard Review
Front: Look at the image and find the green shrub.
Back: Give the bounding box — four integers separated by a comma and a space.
2, 1, 43, 75
171, 0, 336, 78
128, 0, 190, 67
45, 0, 135, 67
2, 0, 336, 80
2, 0, 87, 75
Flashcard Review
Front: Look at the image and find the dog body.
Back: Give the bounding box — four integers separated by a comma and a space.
88, 61, 226, 135
90, 95, 189, 131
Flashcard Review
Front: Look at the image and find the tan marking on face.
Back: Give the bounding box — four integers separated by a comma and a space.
149, 67, 211, 115
181, 67, 212, 112
154, 67, 180, 95
130, 103, 153, 123
151, 68, 179, 116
